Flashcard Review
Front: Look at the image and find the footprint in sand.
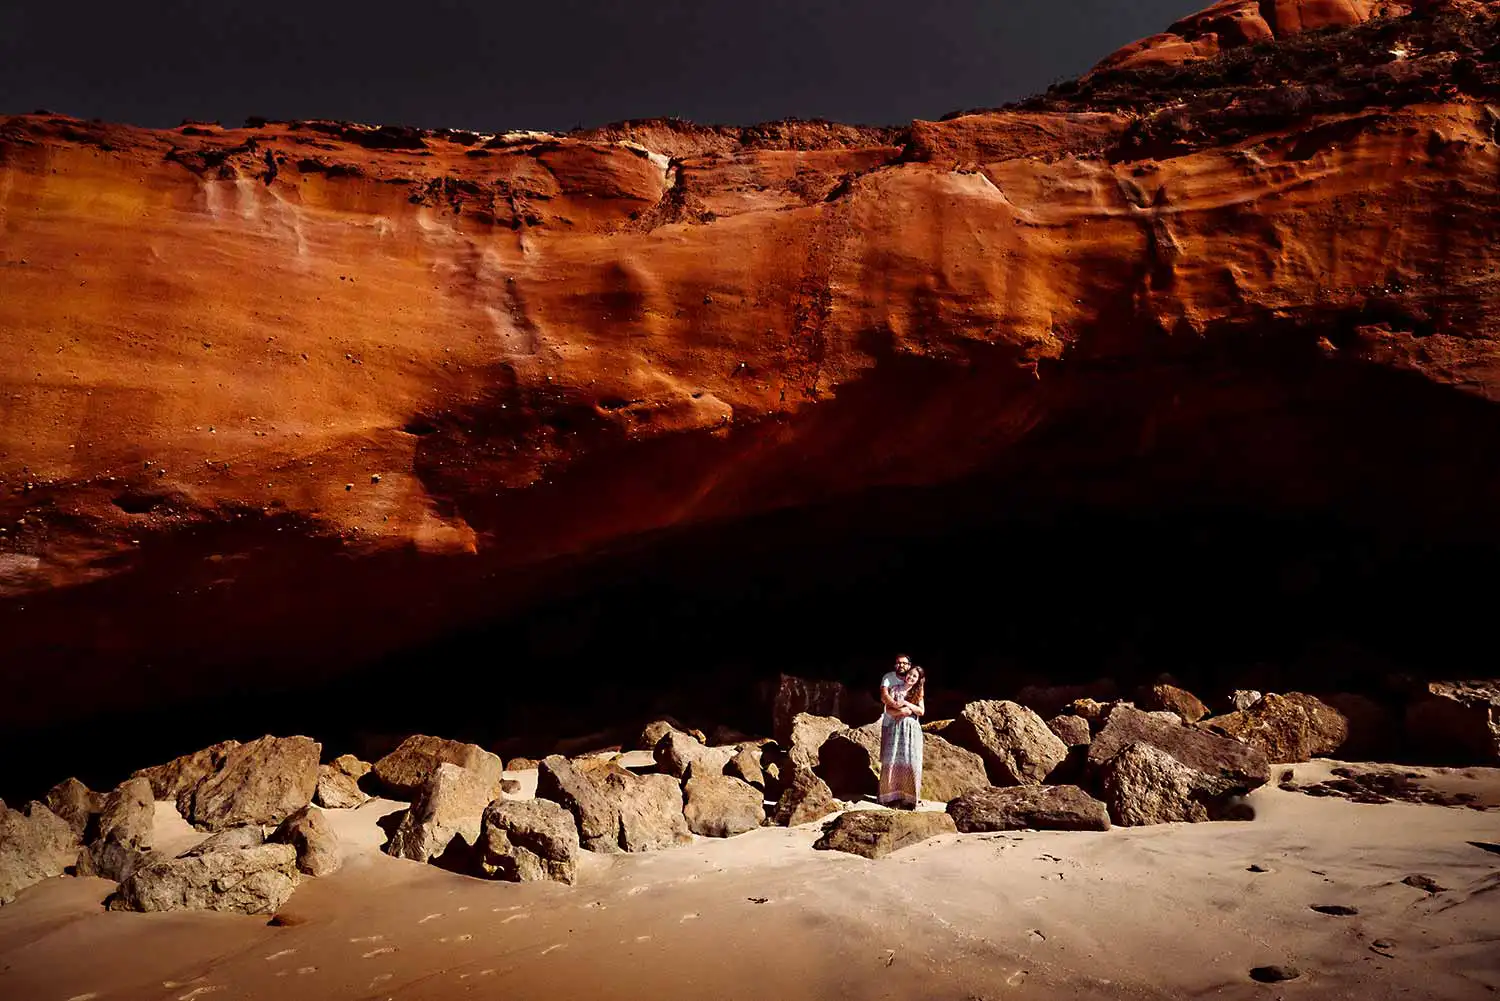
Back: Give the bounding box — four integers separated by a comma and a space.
349, 935, 384, 943
66, 994, 100, 1001
418, 913, 443, 925
539, 944, 567, 956
296, 967, 317, 976
437, 934, 474, 944
178, 988, 225, 1001
635, 935, 652, 943
362, 947, 396, 959
264, 948, 297, 961
626, 885, 651, 896
680, 913, 699, 923
1006, 970, 1028, 987
501, 913, 530, 924
369, 973, 393, 988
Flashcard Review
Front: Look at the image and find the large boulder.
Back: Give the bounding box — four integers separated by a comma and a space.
1087, 704, 1271, 792
813, 810, 956, 859
636, 719, 683, 752
1204, 693, 1349, 763
179, 735, 321, 831
771, 766, 839, 826
653, 730, 735, 780
725, 744, 765, 789
947, 785, 1110, 832
111, 844, 299, 914
478, 799, 581, 884
1137, 684, 1210, 723
815, 724, 882, 799
270, 805, 341, 877
132, 740, 240, 801
371, 735, 503, 800
946, 701, 1068, 786
1098, 742, 1254, 826
314, 754, 371, 810
1404, 681, 1499, 765
787, 712, 847, 770
0, 802, 78, 905
610, 772, 693, 852
536, 754, 625, 853
44, 778, 104, 839
81, 777, 155, 881
384, 763, 498, 865
772, 674, 878, 747
683, 773, 765, 838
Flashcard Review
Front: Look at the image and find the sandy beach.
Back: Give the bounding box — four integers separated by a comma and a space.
2, 760, 1496, 1001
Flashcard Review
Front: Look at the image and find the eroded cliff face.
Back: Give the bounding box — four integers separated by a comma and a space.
2, 1, 1499, 745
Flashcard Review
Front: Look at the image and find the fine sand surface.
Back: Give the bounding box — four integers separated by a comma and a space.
2, 762, 1497, 1001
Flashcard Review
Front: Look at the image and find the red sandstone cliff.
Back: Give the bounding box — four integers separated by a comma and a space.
2, 1, 1499, 726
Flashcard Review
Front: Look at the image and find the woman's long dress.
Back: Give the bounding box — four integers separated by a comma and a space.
878, 671, 924, 809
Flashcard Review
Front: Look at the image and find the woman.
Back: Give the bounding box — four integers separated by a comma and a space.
878, 656, 925, 809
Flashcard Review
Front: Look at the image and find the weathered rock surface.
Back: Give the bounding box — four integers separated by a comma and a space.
0, 802, 78, 905
786, 713, 846, 771
682, 773, 765, 838
771, 766, 839, 827
478, 799, 581, 884
1098, 742, 1246, 825
813, 810, 957, 859
385, 763, 498, 864
610, 772, 693, 852
182, 825, 266, 856
1047, 715, 1093, 747
725, 744, 765, 789
81, 776, 155, 881
315, 754, 372, 810
44, 778, 103, 838
270, 805, 341, 876
1137, 684, 1210, 723
1205, 693, 1350, 763
947, 785, 1111, 832
1404, 682, 1500, 764
111, 844, 299, 914
1088, 705, 1271, 792
371, 736, 503, 800
947, 701, 1068, 786
535, 754, 625, 853
180, 736, 321, 831
654, 730, 734, 780
132, 741, 240, 802
1015, 681, 1121, 721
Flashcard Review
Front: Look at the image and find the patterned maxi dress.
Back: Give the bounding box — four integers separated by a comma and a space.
878, 671, 923, 808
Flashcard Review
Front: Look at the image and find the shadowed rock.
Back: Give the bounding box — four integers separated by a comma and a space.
1137, 684, 1209, 723
946, 700, 1068, 786
1088, 704, 1270, 790
772, 766, 839, 827
178, 735, 320, 831
371, 735, 503, 800
271, 805, 341, 876
385, 762, 498, 864
535, 754, 625, 853
479, 799, 580, 884
813, 810, 957, 859
44, 778, 104, 838
80, 777, 154, 881
314, 754, 371, 809
0, 802, 78, 905
947, 785, 1111, 832
683, 773, 765, 837
1204, 693, 1349, 762
111, 843, 299, 914
131, 740, 240, 801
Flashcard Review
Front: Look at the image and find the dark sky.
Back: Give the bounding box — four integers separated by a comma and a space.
1, 0, 1195, 132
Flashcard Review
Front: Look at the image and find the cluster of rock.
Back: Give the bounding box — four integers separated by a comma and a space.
1, 735, 340, 914
2, 674, 1494, 905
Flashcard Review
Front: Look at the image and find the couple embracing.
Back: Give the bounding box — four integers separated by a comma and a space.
877, 654, 926, 810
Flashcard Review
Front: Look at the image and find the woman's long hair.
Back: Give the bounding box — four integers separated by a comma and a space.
906, 666, 926, 704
